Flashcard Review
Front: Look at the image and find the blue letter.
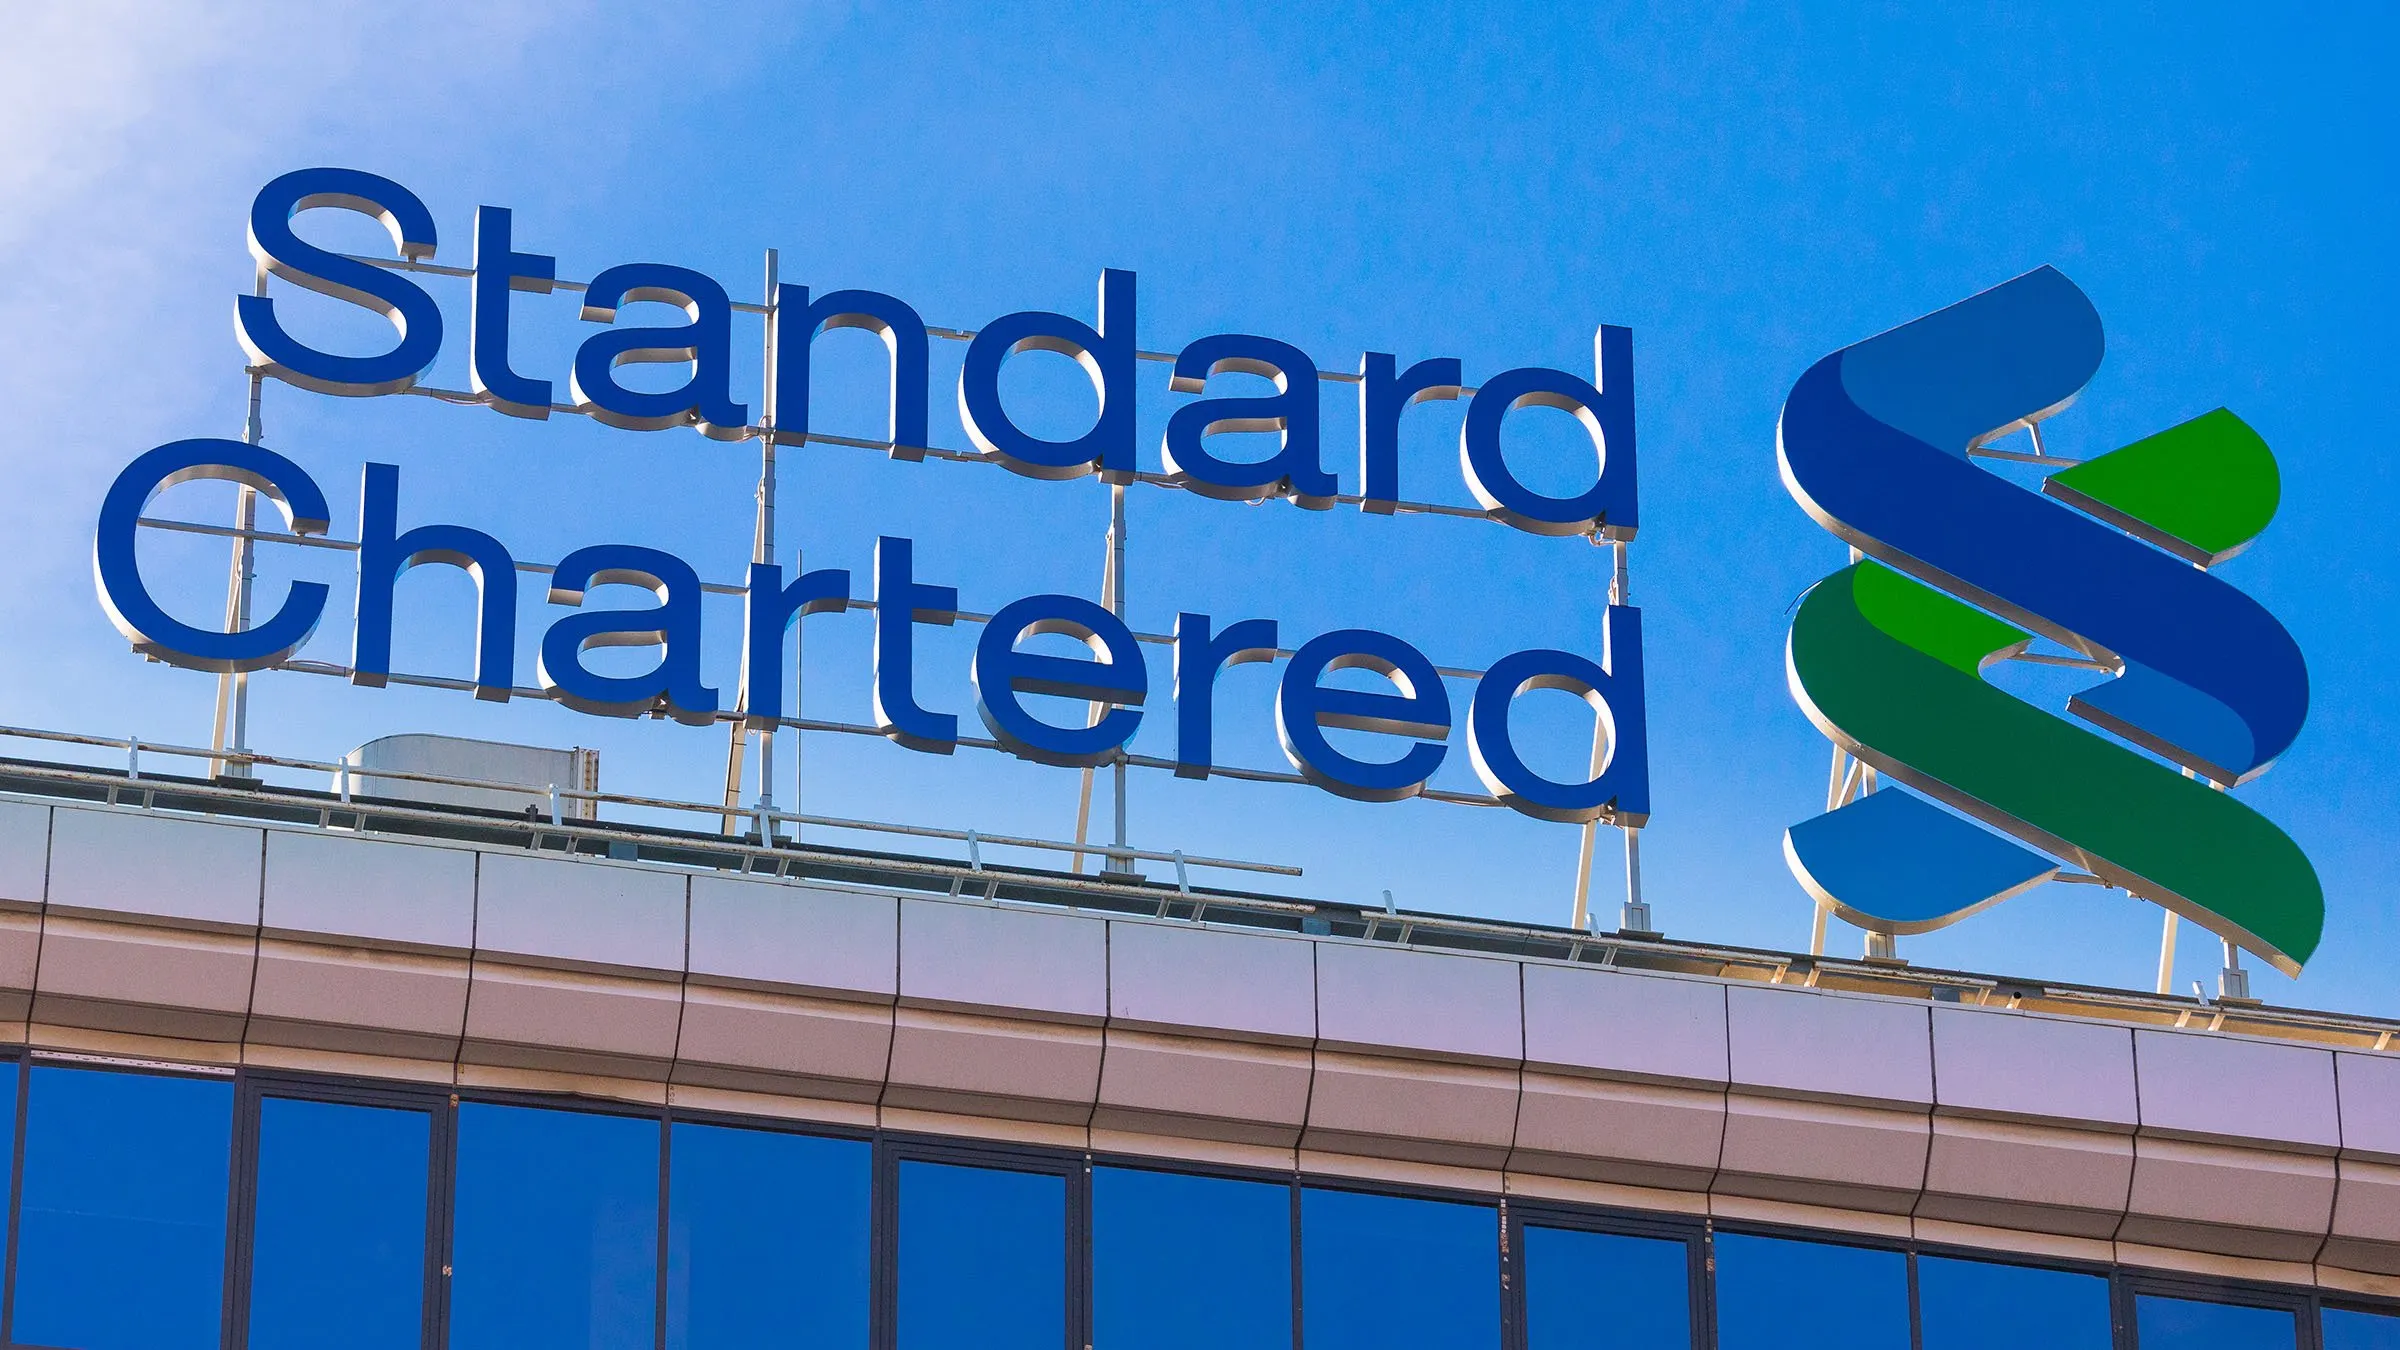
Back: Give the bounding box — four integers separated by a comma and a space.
94, 439, 331, 672
353, 463, 518, 700
537, 545, 719, 724
1459, 325, 1637, 537
957, 269, 1136, 481
741, 559, 852, 726
1465, 607, 1649, 824
1172, 613, 1278, 779
972, 594, 1147, 767
1357, 353, 1463, 514
469, 205, 557, 419
235, 167, 442, 396
873, 537, 959, 752
1162, 334, 1333, 507
570, 263, 750, 440
1274, 629, 1450, 802
770, 286, 929, 458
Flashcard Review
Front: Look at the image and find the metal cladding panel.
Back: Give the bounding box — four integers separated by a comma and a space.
1106, 920, 1315, 1043
1931, 1006, 2138, 1128
1313, 941, 1522, 1063
1726, 984, 1933, 1105
0, 800, 48, 906
898, 898, 1106, 1023
47, 806, 262, 928
2133, 1028, 2341, 1152
2336, 1052, 2400, 1162
1520, 963, 1729, 1085
687, 877, 898, 1001
263, 830, 475, 950
473, 852, 687, 973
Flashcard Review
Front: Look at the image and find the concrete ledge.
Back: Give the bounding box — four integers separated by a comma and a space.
2121, 1135, 2336, 1262
1304, 1048, 1517, 1169
1510, 1069, 1724, 1190
674, 982, 893, 1103
462, 960, 683, 1081
35, 915, 253, 1042
1918, 1115, 2132, 1238
1094, 1026, 1311, 1147
884, 1006, 1102, 1125
1716, 1091, 1929, 1214
248, 937, 469, 1061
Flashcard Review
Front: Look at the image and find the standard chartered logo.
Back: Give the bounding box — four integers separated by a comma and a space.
1775, 267, 2322, 976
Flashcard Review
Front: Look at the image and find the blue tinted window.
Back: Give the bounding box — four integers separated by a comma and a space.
450, 1103, 660, 1350
667, 1122, 871, 1350
897, 1160, 1066, 1350
1524, 1225, 1691, 1350
248, 1097, 431, 1350
2327, 1308, 2400, 1350
1300, 1188, 1498, 1350
2136, 1294, 2296, 1350
12, 1067, 232, 1350
1712, 1234, 1908, 1350
1094, 1167, 1291, 1350
1918, 1255, 2110, 1350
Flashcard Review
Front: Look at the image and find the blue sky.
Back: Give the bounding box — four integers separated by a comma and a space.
3, 2, 2394, 1010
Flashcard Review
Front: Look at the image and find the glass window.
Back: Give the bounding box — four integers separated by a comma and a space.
897, 1160, 1067, 1350
11, 1066, 233, 1350
2327, 1307, 2400, 1350
247, 1096, 432, 1350
1918, 1255, 2111, 1350
1523, 1225, 1691, 1350
1300, 1187, 1499, 1350
1094, 1166, 1292, 1350
1711, 1233, 1908, 1350
450, 1103, 660, 1350
667, 1122, 871, 1350
2136, 1294, 2297, 1350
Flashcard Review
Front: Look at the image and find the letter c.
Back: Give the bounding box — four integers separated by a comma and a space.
93, 439, 333, 673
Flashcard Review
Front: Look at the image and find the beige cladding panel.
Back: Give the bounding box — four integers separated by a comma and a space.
1511, 1070, 1725, 1191
36, 915, 254, 1042
686, 877, 897, 1001
1314, 942, 1521, 1063
1931, 1006, 2138, 1129
884, 1006, 1102, 1126
1726, 984, 1932, 1105
2337, 1052, 2400, 1163
1095, 1027, 1312, 1147
899, 899, 1106, 1023
0, 800, 49, 906
1305, 1049, 1518, 1169
674, 983, 894, 1102
248, 937, 469, 1060
1520, 963, 1728, 1085
474, 852, 688, 973
263, 831, 476, 950
2120, 1134, 2338, 1262
2133, 1028, 2341, 1152
1106, 920, 1314, 1043
1918, 1114, 2133, 1238
48, 807, 262, 929
1714, 1092, 1930, 1214
463, 961, 684, 1080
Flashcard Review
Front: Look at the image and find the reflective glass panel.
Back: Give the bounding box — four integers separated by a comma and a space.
2136, 1294, 2297, 1350
12, 1067, 233, 1350
1093, 1166, 1291, 1350
450, 1103, 660, 1350
1712, 1233, 1908, 1350
667, 1122, 871, 1350
1523, 1225, 1691, 1350
1918, 1255, 2111, 1350
1300, 1187, 1499, 1350
2327, 1308, 2400, 1350
897, 1160, 1067, 1350
248, 1097, 431, 1350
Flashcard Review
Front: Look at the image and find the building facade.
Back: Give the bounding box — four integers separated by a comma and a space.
0, 761, 2393, 1350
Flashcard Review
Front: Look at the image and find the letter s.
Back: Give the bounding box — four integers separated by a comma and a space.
235, 167, 443, 396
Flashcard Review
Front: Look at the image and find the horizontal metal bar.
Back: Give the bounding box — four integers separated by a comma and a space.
338, 253, 1501, 390
1968, 445, 2084, 467
380, 381, 1520, 525
2007, 649, 2113, 671
133, 516, 1492, 679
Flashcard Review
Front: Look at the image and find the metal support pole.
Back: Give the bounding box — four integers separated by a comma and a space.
723, 250, 782, 836
1070, 495, 1117, 874
1104, 483, 1134, 876
2219, 938, 2250, 1001
211, 273, 267, 779
2155, 910, 2181, 996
